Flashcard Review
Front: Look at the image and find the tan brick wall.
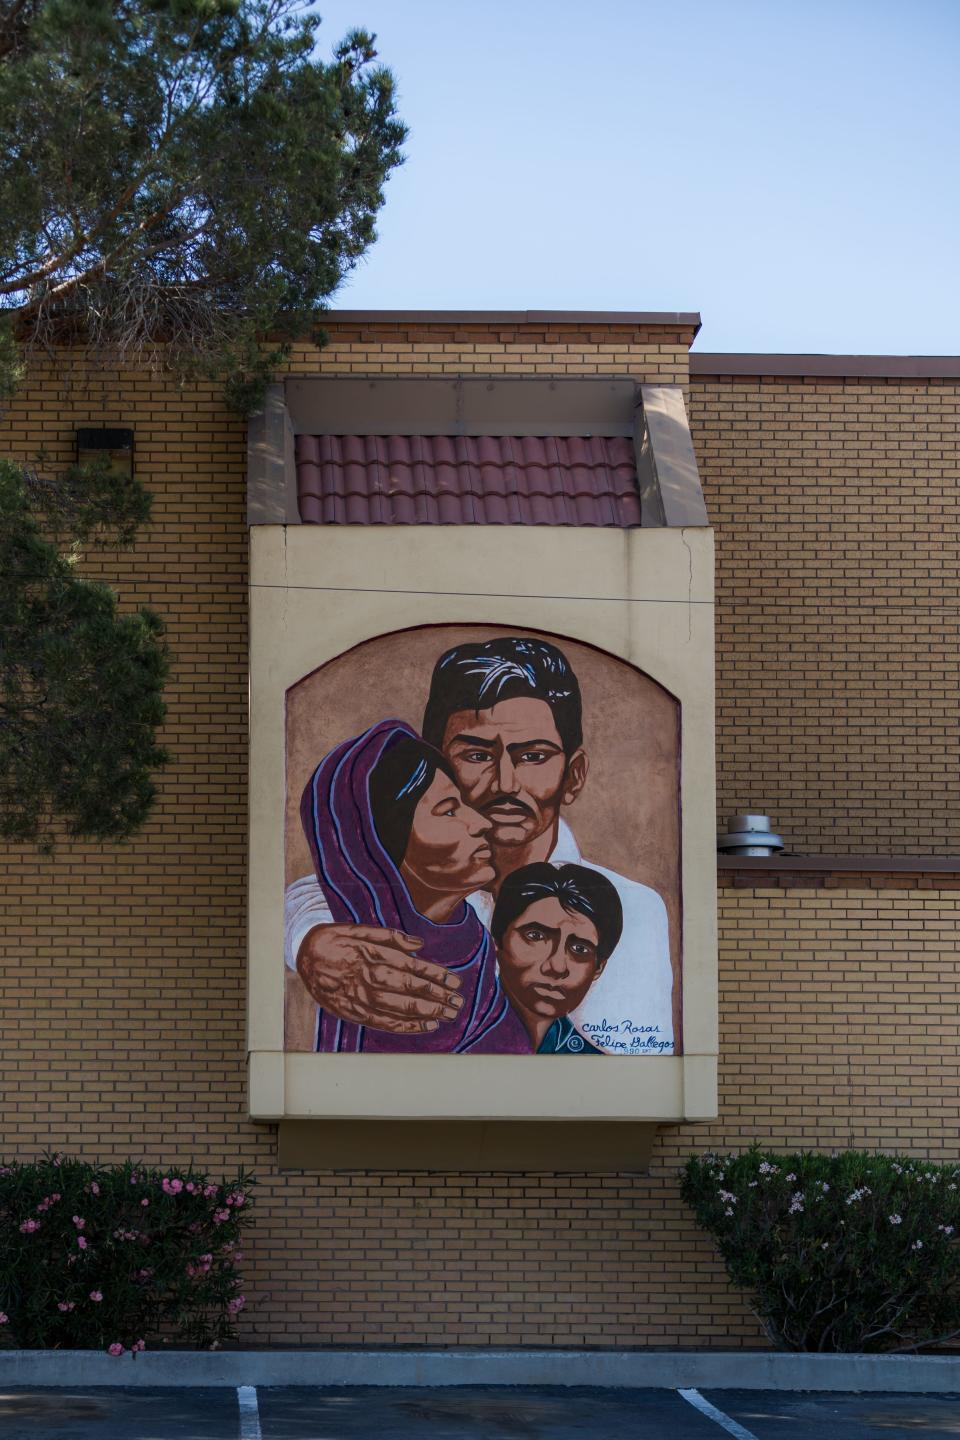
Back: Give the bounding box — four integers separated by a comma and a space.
1, 330, 957, 1347
294, 321, 694, 383
689, 373, 960, 854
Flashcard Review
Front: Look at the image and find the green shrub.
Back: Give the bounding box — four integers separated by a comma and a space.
682, 1148, 960, 1352
0, 1156, 253, 1353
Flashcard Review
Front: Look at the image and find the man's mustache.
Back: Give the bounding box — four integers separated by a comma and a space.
479, 795, 535, 819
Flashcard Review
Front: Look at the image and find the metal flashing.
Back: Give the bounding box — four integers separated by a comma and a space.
323, 308, 702, 332
247, 384, 298, 525
691, 353, 960, 378
635, 386, 709, 528
284, 376, 637, 437
718, 854, 960, 874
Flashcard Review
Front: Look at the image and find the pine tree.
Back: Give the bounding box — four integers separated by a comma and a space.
0, 1, 405, 847
0, 0, 406, 408
0, 458, 168, 851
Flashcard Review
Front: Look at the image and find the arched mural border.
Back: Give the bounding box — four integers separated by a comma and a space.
284, 618, 684, 708
283, 620, 684, 1054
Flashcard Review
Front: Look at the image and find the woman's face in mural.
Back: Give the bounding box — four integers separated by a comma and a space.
497, 896, 605, 1019
441, 697, 587, 849
400, 770, 497, 897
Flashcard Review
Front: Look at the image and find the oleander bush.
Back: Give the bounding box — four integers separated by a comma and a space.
682, 1148, 960, 1352
0, 1155, 253, 1354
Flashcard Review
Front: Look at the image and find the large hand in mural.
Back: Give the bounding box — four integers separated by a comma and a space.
296, 923, 463, 1035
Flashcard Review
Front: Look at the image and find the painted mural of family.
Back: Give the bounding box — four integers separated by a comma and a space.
284, 637, 675, 1056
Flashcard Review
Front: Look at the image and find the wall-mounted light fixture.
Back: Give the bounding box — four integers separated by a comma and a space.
717, 813, 784, 857
75, 427, 135, 480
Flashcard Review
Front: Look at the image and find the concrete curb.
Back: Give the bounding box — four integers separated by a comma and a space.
1, 1348, 960, 1391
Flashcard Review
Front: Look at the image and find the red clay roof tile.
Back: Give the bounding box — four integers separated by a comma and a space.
296, 434, 641, 527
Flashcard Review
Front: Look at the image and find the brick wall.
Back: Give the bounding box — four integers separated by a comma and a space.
296, 321, 694, 383
1, 328, 957, 1347
689, 373, 960, 854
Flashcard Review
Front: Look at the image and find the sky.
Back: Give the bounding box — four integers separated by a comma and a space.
312, 0, 959, 355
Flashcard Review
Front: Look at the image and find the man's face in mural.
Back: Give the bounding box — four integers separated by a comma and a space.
440, 697, 588, 850
400, 770, 496, 895
498, 896, 605, 1020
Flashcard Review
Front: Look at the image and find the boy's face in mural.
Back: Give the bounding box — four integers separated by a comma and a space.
440, 697, 588, 857
498, 896, 606, 1021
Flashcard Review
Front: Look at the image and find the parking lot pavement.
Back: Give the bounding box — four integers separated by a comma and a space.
0, 1386, 237, 1439
1, 1385, 959, 1439
256, 1385, 725, 1437
706, 1388, 960, 1439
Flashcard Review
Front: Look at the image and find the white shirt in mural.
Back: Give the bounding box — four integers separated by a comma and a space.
284, 817, 674, 1055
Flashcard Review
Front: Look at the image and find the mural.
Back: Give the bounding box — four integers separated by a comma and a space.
284, 627, 682, 1056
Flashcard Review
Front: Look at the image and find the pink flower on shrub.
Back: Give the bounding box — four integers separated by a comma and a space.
0, 1313, 8, 1324
90, 1182, 100, 1196
89, 1290, 103, 1302
0, 1166, 12, 1176
213, 1209, 231, 1225
226, 1191, 246, 1208
77, 1236, 88, 1250
162, 1178, 183, 1196
186, 1182, 196, 1194
141, 1199, 150, 1208
72, 1216, 85, 1229
108, 1343, 124, 1357
132, 1339, 146, 1352
227, 1296, 246, 1314
186, 1252, 213, 1279
19, 1219, 40, 1233
136, 1268, 154, 1281
57, 1302, 75, 1313
203, 1184, 217, 1199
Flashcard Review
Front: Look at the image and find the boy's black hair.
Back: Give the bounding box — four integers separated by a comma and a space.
491, 862, 623, 964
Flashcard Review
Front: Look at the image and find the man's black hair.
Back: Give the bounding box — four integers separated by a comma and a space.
491, 862, 623, 964
369, 736, 456, 869
421, 637, 583, 755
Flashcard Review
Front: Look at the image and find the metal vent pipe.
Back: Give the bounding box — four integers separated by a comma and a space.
717, 813, 784, 857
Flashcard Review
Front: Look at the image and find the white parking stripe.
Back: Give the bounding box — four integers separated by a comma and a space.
678, 1388, 760, 1440
237, 1385, 262, 1440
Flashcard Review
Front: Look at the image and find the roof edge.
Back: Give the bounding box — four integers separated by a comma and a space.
321, 309, 702, 333
691, 353, 960, 378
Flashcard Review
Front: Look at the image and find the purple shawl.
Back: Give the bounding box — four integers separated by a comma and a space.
299, 719, 530, 1054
